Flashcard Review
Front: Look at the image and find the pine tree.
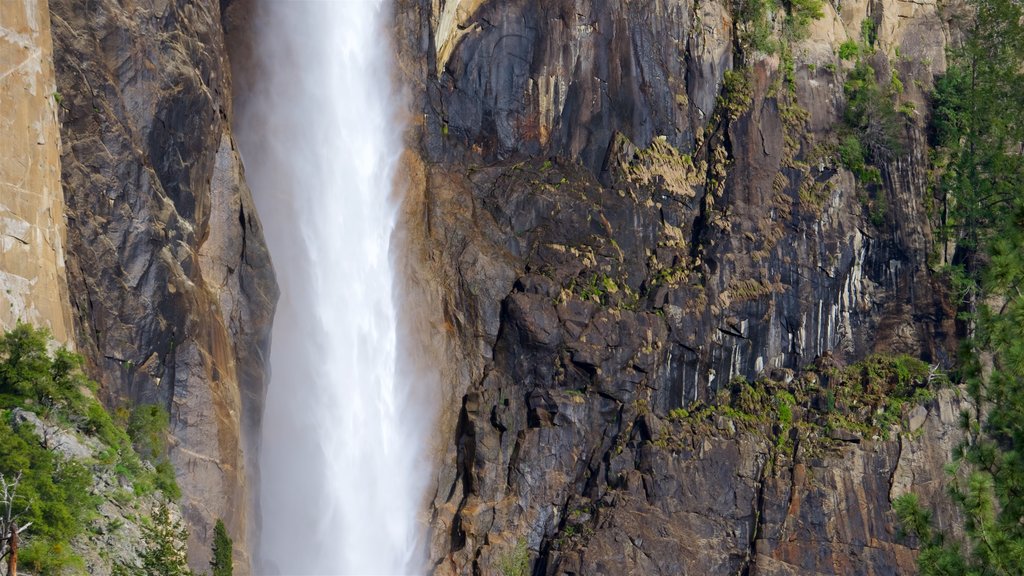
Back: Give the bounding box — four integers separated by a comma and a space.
896, 0, 1024, 572
140, 503, 193, 576
210, 519, 233, 576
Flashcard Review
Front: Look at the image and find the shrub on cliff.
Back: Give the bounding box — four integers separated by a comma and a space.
128, 403, 180, 499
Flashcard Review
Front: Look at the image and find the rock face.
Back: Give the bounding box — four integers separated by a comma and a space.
8, 0, 967, 571
0, 0, 73, 342
392, 0, 965, 573
46, 0, 277, 572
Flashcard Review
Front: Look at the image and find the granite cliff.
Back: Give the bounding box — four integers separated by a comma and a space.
390, 0, 968, 573
0, 0, 973, 572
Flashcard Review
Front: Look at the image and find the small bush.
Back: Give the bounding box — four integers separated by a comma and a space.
736, 0, 779, 54
893, 493, 932, 540
154, 460, 181, 500
860, 18, 877, 47
719, 68, 755, 120
838, 135, 882, 184
844, 60, 903, 161
496, 539, 530, 576
128, 404, 170, 461
838, 40, 859, 60
785, 0, 825, 39
668, 407, 690, 421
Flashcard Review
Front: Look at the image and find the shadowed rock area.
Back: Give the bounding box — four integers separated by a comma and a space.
47, 0, 276, 571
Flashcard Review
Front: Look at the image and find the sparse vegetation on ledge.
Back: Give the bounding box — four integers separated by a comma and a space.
657, 354, 945, 457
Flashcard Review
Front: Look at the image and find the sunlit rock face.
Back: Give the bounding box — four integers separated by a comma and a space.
0, 0, 73, 343
233, 1, 434, 574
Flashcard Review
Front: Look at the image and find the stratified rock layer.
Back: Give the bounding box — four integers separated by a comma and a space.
0, 0, 73, 342
47, 0, 276, 572
392, 0, 964, 573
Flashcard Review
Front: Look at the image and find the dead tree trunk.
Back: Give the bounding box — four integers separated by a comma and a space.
6, 522, 15, 576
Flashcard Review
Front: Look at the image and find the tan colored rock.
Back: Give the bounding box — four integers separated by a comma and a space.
0, 0, 72, 342
433, 0, 487, 75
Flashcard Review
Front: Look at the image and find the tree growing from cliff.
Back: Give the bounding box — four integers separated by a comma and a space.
896, 0, 1024, 572
210, 519, 232, 576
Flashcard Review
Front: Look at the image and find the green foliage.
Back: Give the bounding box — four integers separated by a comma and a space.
933, 0, 1024, 256
784, 0, 824, 39
211, 519, 233, 576
128, 403, 180, 499
901, 0, 1024, 571
661, 356, 940, 455
893, 493, 932, 541
843, 59, 903, 162
735, 0, 779, 54
129, 404, 170, 461
0, 323, 184, 573
0, 322, 92, 420
495, 538, 530, 576
776, 391, 795, 426
837, 134, 889, 226
838, 40, 859, 60
868, 189, 888, 227
860, 18, 877, 47
0, 418, 96, 566
734, 0, 824, 53
19, 539, 86, 575
141, 503, 194, 576
838, 135, 882, 184
719, 68, 755, 120
890, 73, 904, 95
0, 325, 104, 573
154, 460, 181, 500
668, 407, 690, 421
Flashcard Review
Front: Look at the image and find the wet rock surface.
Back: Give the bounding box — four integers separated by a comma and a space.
48, 0, 276, 571
394, 0, 964, 573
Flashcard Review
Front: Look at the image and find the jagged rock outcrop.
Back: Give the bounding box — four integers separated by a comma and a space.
0, 0, 73, 342
46, 0, 277, 571
392, 0, 965, 573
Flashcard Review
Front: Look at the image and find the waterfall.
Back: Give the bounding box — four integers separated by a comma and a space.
235, 1, 426, 573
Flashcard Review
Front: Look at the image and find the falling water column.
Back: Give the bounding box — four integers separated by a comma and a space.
235, 1, 425, 573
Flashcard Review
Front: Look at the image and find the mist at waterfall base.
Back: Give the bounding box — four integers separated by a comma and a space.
235, 1, 430, 573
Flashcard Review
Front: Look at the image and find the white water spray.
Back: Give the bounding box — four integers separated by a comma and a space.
235, 1, 426, 573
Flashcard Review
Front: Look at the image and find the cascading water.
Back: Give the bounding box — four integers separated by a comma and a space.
235, 1, 426, 573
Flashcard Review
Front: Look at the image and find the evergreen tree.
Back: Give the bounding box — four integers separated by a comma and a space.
897, 0, 1024, 572
210, 519, 233, 576
141, 504, 193, 576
